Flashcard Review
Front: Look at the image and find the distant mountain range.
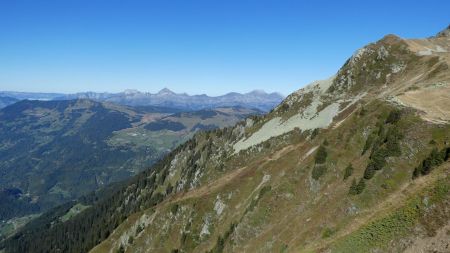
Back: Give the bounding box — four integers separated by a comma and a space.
0, 97, 19, 109
3, 26, 449, 253
0, 88, 284, 111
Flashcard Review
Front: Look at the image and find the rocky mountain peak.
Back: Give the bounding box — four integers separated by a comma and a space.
379, 34, 403, 45
123, 89, 141, 95
435, 24, 450, 37
157, 88, 176, 96
247, 89, 268, 95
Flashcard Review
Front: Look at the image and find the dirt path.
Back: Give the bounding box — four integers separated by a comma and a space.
165, 143, 300, 204
174, 165, 249, 202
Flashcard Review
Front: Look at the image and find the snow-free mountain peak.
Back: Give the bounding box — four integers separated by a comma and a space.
435, 24, 450, 38
156, 88, 176, 96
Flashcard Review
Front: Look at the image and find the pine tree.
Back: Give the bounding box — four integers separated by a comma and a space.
363, 165, 376, 179
356, 179, 366, 194
116, 244, 125, 253
349, 179, 358, 195
349, 178, 365, 195
343, 164, 353, 180
386, 109, 401, 124
315, 145, 328, 164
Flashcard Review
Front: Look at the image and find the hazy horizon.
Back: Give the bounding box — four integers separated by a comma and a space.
1, 0, 449, 96
0, 87, 286, 97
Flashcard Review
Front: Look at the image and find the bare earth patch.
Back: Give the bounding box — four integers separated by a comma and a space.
404, 221, 450, 253
397, 85, 450, 123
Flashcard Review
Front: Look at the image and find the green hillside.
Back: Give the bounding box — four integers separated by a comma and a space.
0, 99, 260, 240
2, 27, 450, 253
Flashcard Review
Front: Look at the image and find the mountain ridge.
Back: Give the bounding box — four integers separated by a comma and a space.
0, 89, 284, 112
2, 26, 449, 253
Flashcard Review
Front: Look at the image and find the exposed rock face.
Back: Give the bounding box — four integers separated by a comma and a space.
435, 24, 450, 38
3, 28, 450, 253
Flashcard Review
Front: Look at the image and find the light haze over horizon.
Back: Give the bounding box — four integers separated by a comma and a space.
1, 0, 449, 96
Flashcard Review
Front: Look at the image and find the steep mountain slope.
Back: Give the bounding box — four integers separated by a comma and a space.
2, 26, 450, 253
0, 100, 260, 239
0, 97, 19, 109
1, 89, 284, 112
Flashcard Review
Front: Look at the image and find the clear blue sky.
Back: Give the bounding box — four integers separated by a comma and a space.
0, 0, 449, 96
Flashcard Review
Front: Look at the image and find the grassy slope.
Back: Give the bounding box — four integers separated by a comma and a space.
90, 98, 450, 253
5, 30, 448, 253
89, 32, 450, 253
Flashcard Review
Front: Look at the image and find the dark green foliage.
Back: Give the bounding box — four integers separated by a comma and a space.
259, 185, 272, 196
311, 145, 328, 180
149, 192, 164, 206
357, 179, 366, 194
171, 204, 179, 215
349, 179, 358, 195
315, 145, 328, 164
310, 128, 320, 140
370, 147, 388, 170
1, 153, 172, 253
312, 165, 327, 180
376, 123, 385, 139
280, 103, 290, 112
363, 111, 404, 180
0, 99, 257, 223
363, 165, 376, 180
116, 244, 125, 253
412, 166, 421, 179
385, 109, 401, 124
0, 189, 40, 221
413, 147, 449, 178
136, 224, 144, 234
0, 99, 160, 219
145, 120, 186, 131
0, 114, 249, 253
349, 178, 366, 195
364, 147, 388, 179
166, 184, 174, 195
385, 126, 403, 156
207, 223, 236, 253
322, 227, 336, 238
362, 133, 376, 155
343, 164, 354, 180
216, 236, 225, 253
128, 235, 134, 244
359, 106, 367, 116
323, 139, 329, 146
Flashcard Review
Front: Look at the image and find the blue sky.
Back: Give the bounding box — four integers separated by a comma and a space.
0, 0, 449, 96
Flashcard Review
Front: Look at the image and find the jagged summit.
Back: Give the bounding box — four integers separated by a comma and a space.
156, 87, 176, 95
3, 27, 449, 253
3, 88, 284, 112
123, 89, 141, 95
